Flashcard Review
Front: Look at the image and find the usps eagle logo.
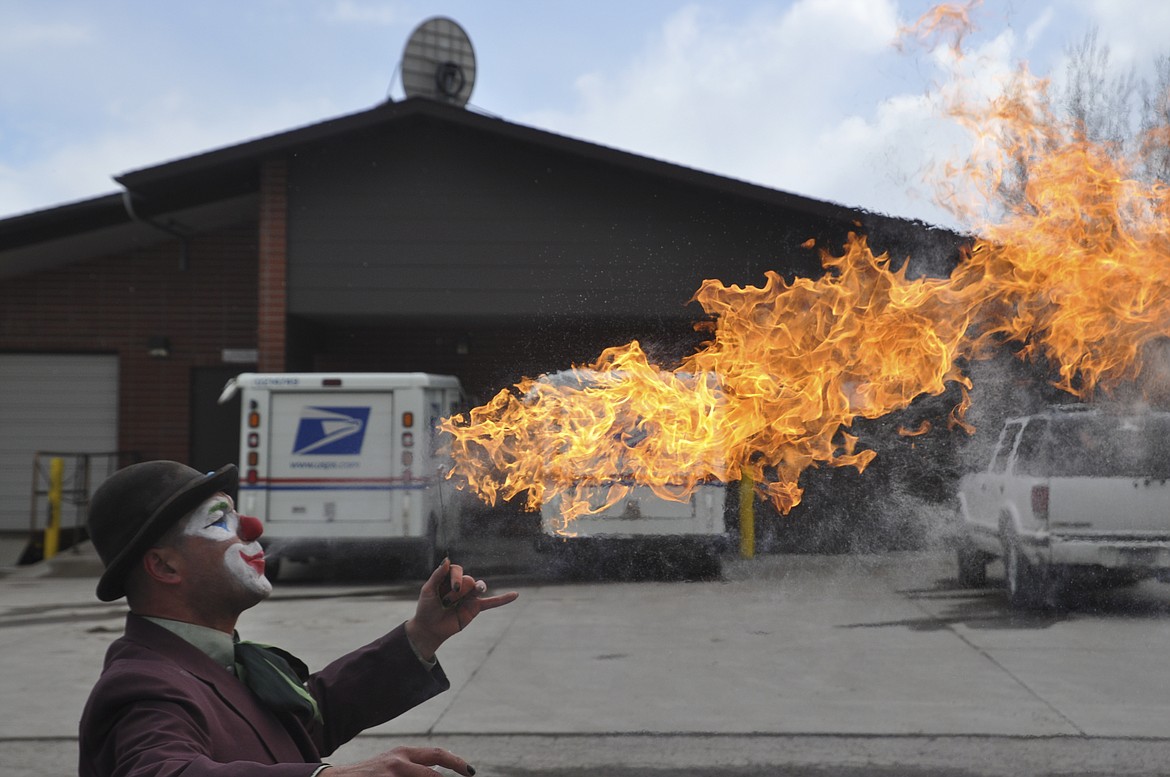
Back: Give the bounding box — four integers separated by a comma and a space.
292, 406, 371, 455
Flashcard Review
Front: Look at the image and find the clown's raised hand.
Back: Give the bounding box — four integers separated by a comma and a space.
405, 558, 518, 660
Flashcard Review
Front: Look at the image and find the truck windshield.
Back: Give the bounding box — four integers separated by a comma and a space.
1021, 415, 1170, 478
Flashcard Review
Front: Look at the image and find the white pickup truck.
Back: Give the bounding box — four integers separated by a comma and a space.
955, 405, 1170, 608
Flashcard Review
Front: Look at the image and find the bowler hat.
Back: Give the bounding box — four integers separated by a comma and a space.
88, 460, 238, 601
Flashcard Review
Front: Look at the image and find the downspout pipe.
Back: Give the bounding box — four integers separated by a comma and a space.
121, 190, 191, 270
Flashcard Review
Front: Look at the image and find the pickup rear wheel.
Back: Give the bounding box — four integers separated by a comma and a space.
1002, 532, 1057, 610
1003, 538, 1032, 607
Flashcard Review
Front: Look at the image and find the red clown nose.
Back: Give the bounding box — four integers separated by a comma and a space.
238, 513, 263, 543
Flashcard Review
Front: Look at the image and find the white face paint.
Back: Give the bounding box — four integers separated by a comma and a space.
182, 494, 273, 598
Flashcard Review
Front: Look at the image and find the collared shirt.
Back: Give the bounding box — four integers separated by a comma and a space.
142, 616, 236, 672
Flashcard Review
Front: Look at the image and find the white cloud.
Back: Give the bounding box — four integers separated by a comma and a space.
533, 0, 900, 150
1085, 0, 1170, 71
1022, 6, 1055, 52
0, 90, 345, 217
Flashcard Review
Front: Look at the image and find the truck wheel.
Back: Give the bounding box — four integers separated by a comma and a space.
956, 544, 987, 588
1002, 538, 1032, 607
681, 543, 723, 581
1002, 533, 1057, 610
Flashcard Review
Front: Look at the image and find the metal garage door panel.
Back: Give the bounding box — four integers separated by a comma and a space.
0, 354, 118, 532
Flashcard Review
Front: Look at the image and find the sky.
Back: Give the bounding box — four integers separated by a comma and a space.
1, 0, 1167, 231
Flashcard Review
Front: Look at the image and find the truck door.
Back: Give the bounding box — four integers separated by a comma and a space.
265, 391, 400, 532
967, 421, 1023, 533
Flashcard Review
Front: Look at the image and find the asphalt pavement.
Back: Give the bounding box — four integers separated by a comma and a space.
6, 540, 1170, 776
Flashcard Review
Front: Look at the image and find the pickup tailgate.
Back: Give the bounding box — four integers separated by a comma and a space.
541, 484, 725, 538
1048, 477, 1170, 536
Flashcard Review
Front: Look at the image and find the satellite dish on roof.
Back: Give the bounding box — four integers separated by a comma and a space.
400, 17, 476, 106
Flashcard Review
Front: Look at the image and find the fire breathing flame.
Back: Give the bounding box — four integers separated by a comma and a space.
898, 421, 932, 437
440, 2, 1170, 530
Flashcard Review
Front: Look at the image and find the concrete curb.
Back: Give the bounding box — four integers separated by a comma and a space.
0, 541, 103, 580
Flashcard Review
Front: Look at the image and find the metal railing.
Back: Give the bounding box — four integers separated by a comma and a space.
23, 451, 140, 564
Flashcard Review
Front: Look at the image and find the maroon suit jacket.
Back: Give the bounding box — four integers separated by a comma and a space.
79, 614, 450, 777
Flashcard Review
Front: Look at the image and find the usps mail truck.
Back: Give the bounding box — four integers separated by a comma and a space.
218, 373, 465, 578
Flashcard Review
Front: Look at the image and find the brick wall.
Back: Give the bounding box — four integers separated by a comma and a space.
0, 222, 258, 462
258, 158, 288, 372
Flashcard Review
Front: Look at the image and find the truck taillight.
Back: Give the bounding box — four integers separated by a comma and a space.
402, 432, 414, 447
246, 469, 259, 485
402, 411, 414, 428
247, 451, 258, 466
248, 412, 260, 428
247, 432, 259, 448
402, 451, 414, 467
1031, 485, 1049, 522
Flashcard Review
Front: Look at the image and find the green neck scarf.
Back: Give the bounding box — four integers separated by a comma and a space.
233, 638, 323, 726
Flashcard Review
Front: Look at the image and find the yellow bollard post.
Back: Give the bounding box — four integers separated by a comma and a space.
738, 474, 755, 559
44, 457, 64, 560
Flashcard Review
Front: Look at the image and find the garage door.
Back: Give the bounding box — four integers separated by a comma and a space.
0, 354, 118, 533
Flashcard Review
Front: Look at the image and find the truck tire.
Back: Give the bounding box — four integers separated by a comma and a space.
1002, 531, 1057, 610
1002, 537, 1032, 607
956, 544, 988, 588
680, 541, 723, 581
